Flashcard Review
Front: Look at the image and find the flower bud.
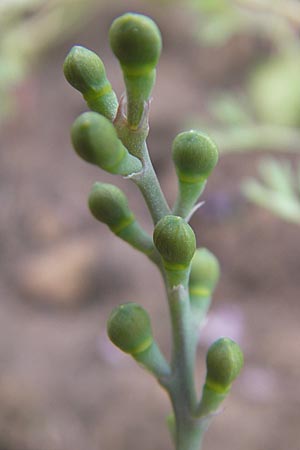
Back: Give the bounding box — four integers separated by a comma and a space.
206, 337, 243, 393
153, 215, 196, 270
109, 13, 162, 127
63, 46, 118, 120
88, 183, 135, 233
172, 130, 218, 183
109, 13, 162, 77
190, 248, 220, 295
107, 303, 153, 355
71, 112, 142, 175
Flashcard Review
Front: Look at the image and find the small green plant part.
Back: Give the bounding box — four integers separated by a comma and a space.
64, 12, 243, 450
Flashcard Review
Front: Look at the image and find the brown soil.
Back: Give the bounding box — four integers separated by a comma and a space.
1, 2, 299, 450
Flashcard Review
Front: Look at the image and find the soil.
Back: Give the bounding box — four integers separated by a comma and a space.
1, 2, 300, 450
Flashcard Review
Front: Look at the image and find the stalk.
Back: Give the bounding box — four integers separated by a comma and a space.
132, 144, 171, 224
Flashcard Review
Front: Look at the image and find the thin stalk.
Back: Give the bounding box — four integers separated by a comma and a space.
168, 282, 196, 412
114, 101, 171, 224
189, 294, 212, 364
131, 143, 171, 224
116, 221, 156, 258
134, 341, 171, 385
173, 181, 206, 219
175, 419, 205, 450
124, 71, 156, 129
163, 269, 203, 450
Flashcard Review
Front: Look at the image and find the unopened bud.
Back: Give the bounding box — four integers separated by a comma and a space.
109, 13, 162, 127
172, 130, 218, 183
107, 303, 153, 355
88, 183, 135, 233
109, 13, 161, 77
71, 112, 142, 175
153, 215, 196, 270
63, 46, 117, 120
206, 337, 244, 393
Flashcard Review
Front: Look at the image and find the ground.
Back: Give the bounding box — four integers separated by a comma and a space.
1, 2, 300, 450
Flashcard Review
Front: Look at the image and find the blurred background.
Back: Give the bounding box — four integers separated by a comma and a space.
1, 1, 300, 449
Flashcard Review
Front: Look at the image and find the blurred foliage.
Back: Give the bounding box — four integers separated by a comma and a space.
249, 51, 300, 128
190, 0, 247, 46
186, 0, 300, 223
243, 158, 300, 225
189, 0, 300, 133
0, 0, 105, 122
190, 0, 299, 48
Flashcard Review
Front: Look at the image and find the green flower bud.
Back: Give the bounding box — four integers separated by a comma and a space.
71, 112, 142, 175
109, 13, 162, 128
206, 337, 244, 393
63, 46, 118, 121
190, 248, 220, 297
88, 183, 154, 255
107, 303, 153, 355
109, 13, 162, 77
88, 183, 135, 233
153, 215, 196, 270
172, 130, 218, 183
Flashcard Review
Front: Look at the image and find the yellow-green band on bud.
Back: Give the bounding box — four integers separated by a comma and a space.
63, 46, 118, 121
190, 248, 220, 295
88, 183, 135, 233
153, 215, 196, 269
172, 130, 219, 183
205, 337, 244, 393
88, 183, 154, 256
107, 303, 153, 355
71, 112, 142, 175
109, 13, 162, 77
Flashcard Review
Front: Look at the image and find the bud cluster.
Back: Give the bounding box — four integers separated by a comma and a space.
64, 12, 244, 450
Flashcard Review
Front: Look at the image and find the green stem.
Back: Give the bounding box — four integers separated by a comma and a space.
114, 102, 171, 224
124, 70, 156, 129
116, 220, 154, 255
189, 293, 212, 360
190, 295, 211, 329
168, 281, 196, 412
175, 418, 205, 450
134, 341, 171, 385
131, 143, 171, 224
173, 181, 206, 219
163, 269, 204, 450
196, 384, 227, 417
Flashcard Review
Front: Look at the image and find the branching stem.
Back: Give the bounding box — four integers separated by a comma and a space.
131, 143, 171, 224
